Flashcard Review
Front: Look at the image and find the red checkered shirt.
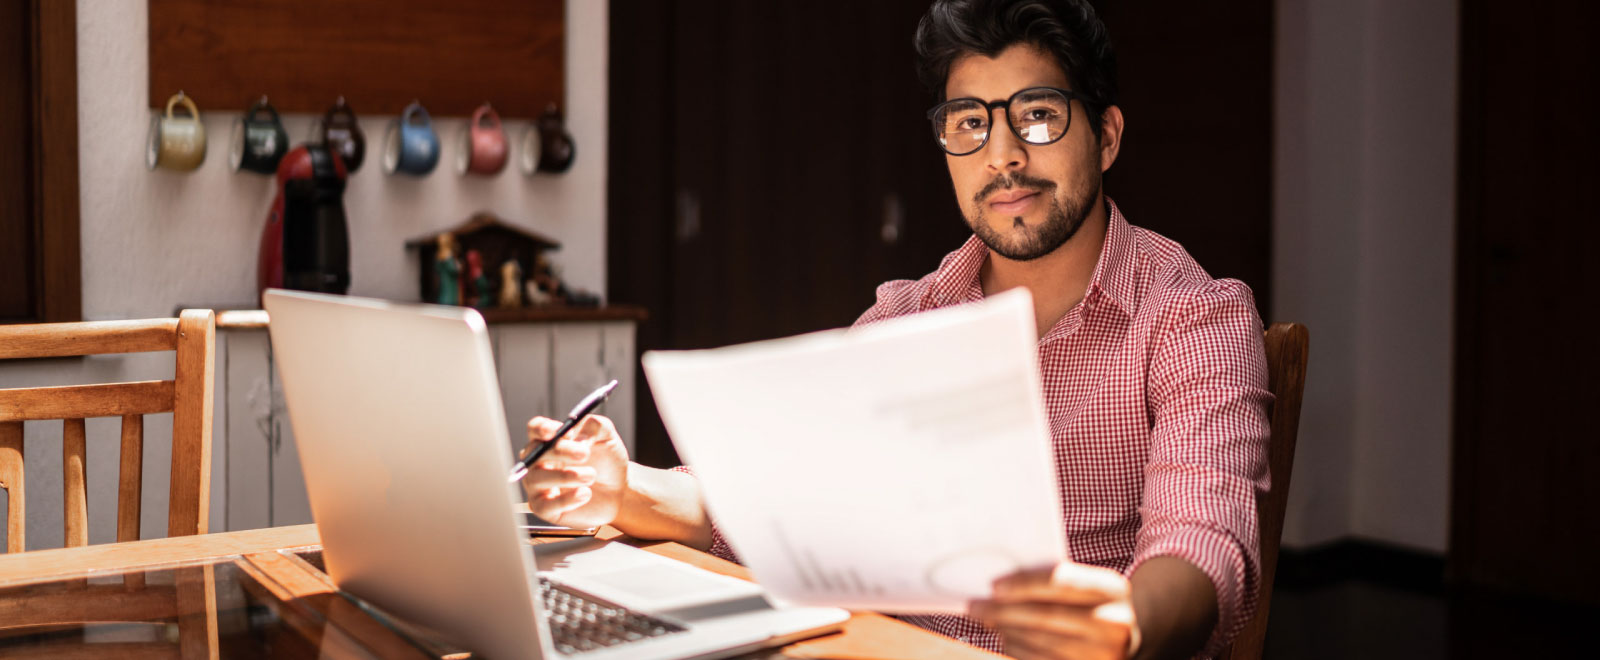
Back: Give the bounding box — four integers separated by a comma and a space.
683, 199, 1270, 657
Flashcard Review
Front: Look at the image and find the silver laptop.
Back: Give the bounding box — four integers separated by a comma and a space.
263, 289, 848, 659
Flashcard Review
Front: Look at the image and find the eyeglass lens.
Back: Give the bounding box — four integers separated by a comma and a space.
932, 88, 1072, 155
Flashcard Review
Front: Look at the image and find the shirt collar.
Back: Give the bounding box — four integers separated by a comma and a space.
924, 234, 990, 309
924, 197, 1139, 317
1087, 197, 1137, 317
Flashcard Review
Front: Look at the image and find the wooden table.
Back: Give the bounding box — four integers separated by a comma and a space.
0, 525, 1003, 659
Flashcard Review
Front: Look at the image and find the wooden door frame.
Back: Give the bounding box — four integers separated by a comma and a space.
1448, 0, 1483, 584
5, 0, 81, 324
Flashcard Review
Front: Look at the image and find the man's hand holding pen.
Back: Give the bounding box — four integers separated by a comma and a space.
519, 413, 631, 529
514, 379, 715, 551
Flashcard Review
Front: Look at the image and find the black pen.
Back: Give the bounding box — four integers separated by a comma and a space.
507, 379, 619, 483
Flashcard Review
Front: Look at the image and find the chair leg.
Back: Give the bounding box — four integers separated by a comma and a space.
64, 418, 88, 547
175, 563, 220, 659
170, 310, 215, 537
118, 414, 145, 543
1, 421, 23, 553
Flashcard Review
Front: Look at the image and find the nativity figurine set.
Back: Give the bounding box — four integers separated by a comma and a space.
408, 213, 600, 310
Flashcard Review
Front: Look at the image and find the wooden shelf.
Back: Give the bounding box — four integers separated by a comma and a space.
205, 305, 646, 330
477, 305, 648, 324
147, 0, 563, 117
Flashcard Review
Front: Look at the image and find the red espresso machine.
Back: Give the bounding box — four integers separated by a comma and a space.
257, 144, 350, 303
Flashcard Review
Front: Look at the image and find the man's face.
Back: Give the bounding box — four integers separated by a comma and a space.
943, 44, 1108, 261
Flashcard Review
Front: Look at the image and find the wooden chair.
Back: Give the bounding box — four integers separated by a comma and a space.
1220, 322, 1309, 660
0, 310, 216, 552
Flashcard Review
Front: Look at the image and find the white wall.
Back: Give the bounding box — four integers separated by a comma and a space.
1274, 0, 1456, 553
0, 0, 607, 550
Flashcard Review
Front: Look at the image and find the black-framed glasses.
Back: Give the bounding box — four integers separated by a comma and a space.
926, 86, 1079, 156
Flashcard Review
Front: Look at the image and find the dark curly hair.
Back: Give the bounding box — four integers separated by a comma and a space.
914, 0, 1117, 138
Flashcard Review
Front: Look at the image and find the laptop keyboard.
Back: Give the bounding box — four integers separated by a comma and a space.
540, 577, 687, 655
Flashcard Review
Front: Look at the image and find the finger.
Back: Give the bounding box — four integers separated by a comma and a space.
992, 562, 1129, 604
525, 417, 565, 451
1001, 630, 1065, 660
571, 414, 618, 443
526, 497, 566, 520
970, 601, 1126, 647
992, 565, 1054, 591
527, 416, 564, 439
530, 485, 593, 514
521, 441, 592, 469
562, 465, 598, 483
1004, 628, 1121, 660
532, 414, 608, 444
1092, 600, 1136, 628
519, 465, 596, 491
528, 493, 591, 524
540, 438, 592, 464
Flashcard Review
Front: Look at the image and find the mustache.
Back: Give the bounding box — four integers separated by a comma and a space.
975, 172, 1058, 205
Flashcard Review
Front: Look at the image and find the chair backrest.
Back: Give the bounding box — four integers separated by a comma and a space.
1221, 322, 1308, 660
0, 310, 216, 552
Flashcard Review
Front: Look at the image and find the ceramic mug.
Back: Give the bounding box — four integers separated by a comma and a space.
519, 103, 576, 175
230, 98, 290, 174
146, 92, 206, 171
382, 102, 440, 176
320, 97, 366, 173
457, 103, 508, 175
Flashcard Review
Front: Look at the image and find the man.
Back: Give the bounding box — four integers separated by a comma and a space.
519, 1, 1270, 658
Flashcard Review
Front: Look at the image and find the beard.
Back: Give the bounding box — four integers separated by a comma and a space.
967, 171, 1097, 261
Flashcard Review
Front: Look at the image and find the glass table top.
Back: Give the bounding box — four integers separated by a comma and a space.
0, 545, 817, 659
0, 556, 440, 659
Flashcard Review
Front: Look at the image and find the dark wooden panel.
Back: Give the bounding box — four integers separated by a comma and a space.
33, 0, 80, 324
1094, 0, 1274, 317
1453, 0, 1600, 605
148, 0, 563, 117
609, 0, 970, 467
608, 0, 678, 468
856, 3, 973, 303
1, 0, 79, 325
659, 0, 969, 351
0, 0, 35, 320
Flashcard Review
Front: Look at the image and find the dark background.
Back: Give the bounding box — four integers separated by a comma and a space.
0, 0, 79, 325
1, 0, 38, 321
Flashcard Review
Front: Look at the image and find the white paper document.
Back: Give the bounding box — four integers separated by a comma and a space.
640, 289, 1066, 613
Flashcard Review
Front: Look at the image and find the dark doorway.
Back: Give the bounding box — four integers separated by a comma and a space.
0, 0, 80, 325
609, 0, 1273, 466
1452, 0, 1600, 605
1, 0, 36, 320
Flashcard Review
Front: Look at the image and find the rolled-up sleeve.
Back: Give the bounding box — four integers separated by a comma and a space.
1133, 281, 1272, 656
666, 465, 743, 563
